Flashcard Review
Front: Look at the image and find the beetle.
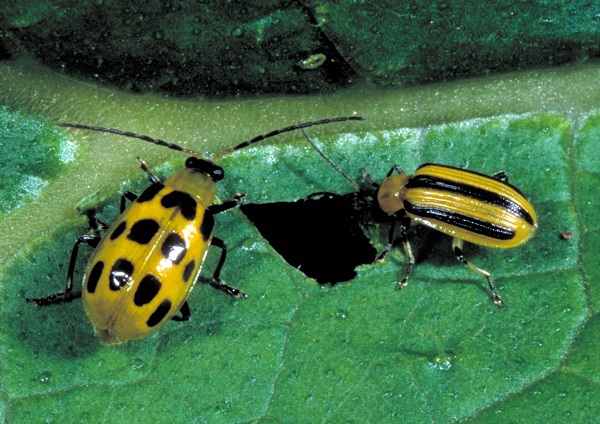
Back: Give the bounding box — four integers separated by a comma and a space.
26, 116, 363, 344
224, 125, 537, 307
374, 162, 537, 307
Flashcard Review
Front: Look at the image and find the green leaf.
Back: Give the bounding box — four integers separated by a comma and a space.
0, 63, 598, 422
0, 105, 72, 216
318, 0, 600, 86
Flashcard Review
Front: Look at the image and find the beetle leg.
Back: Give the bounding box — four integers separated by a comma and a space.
397, 215, 414, 289
376, 217, 397, 262
136, 157, 161, 184
452, 238, 505, 308
120, 191, 138, 213
26, 235, 101, 306
171, 301, 191, 321
204, 195, 246, 298
85, 191, 137, 231
376, 211, 415, 289
207, 237, 247, 298
491, 171, 509, 182
386, 164, 406, 177
377, 211, 410, 261
84, 209, 108, 233
207, 193, 245, 215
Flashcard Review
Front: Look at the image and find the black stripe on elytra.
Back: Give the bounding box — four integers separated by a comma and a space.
87, 261, 104, 294
161, 191, 197, 221
109, 259, 134, 291
199, 210, 214, 242
405, 201, 516, 240
134, 274, 162, 306
127, 219, 160, 245
147, 299, 172, 327
136, 183, 165, 203
161, 232, 187, 264
407, 174, 535, 226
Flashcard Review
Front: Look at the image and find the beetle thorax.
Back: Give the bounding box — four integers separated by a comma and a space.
377, 174, 409, 216
163, 168, 217, 207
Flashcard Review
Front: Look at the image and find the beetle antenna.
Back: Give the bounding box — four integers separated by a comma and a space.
57, 123, 203, 158
214, 116, 364, 159
300, 127, 360, 190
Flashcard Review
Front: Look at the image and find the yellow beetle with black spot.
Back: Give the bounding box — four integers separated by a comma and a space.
27, 117, 362, 344
79, 157, 239, 344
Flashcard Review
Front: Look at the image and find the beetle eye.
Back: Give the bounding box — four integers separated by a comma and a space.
211, 167, 224, 181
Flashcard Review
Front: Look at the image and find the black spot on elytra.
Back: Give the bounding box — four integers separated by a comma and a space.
134, 274, 162, 306
110, 259, 134, 291
127, 219, 160, 245
136, 183, 164, 203
182, 260, 196, 283
161, 191, 197, 221
110, 221, 126, 240
161, 232, 187, 264
147, 299, 171, 327
87, 261, 104, 294
199, 211, 214, 241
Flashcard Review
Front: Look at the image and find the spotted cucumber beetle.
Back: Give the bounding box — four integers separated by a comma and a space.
26, 116, 363, 344
226, 126, 537, 307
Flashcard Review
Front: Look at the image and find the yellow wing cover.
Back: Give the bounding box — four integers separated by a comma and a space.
405, 164, 537, 248
82, 183, 213, 343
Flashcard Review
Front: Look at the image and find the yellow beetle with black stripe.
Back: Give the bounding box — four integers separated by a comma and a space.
26, 117, 362, 344
285, 127, 537, 307
377, 163, 537, 307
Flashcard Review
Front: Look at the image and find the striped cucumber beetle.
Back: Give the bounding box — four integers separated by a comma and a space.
303, 129, 536, 306
26, 116, 363, 344
374, 162, 537, 307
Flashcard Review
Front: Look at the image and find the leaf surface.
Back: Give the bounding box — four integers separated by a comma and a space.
0, 69, 598, 423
